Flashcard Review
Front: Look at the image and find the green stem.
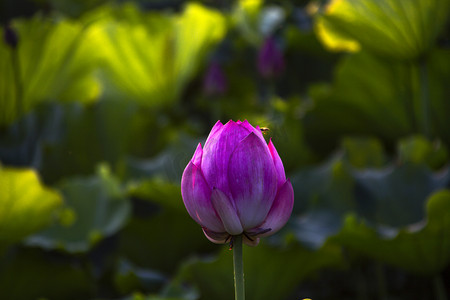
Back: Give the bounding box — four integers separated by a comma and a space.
233, 234, 245, 300
419, 59, 430, 139
434, 274, 447, 300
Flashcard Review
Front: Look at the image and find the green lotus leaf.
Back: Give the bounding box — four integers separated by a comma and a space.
87, 2, 226, 106
331, 189, 450, 274
305, 49, 450, 147
0, 166, 62, 247
291, 156, 356, 215
353, 164, 449, 227
25, 165, 131, 253
128, 179, 184, 212
0, 16, 100, 126
39, 99, 155, 184
306, 51, 412, 144
315, 0, 450, 60
290, 151, 448, 248
289, 156, 357, 249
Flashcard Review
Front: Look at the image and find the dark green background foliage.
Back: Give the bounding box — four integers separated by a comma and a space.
1, 0, 450, 299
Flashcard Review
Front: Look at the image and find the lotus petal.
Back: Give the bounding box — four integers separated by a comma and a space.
228, 132, 277, 229
181, 161, 224, 232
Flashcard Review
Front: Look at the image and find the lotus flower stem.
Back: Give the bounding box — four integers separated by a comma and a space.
233, 234, 245, 300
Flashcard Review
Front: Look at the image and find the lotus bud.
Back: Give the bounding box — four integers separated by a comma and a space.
181, 120, 294, 246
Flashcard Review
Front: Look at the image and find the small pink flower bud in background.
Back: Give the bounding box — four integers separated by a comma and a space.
203, 62, 227, 96
181, 120, 294, 246
3, 24, 18, 49
257, 36, 285, 79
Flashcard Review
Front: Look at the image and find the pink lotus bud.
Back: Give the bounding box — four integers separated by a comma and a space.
257, 36, 285, 79
203, 62, 227, 96
181, 120, 294, 246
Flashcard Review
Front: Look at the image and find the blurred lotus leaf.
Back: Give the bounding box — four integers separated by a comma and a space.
331, 189, 450, 274
0, 17, 101, 126
307, 51, 412, 141
0, 166, 62, 247
290, 149, 449, 248
290, 156, 356, 249
305, 49, 450, 147
315, 0, 450, 60
86, 2, 226, 106
38, 99, 154, 183
291, 156, 356, 215
128, 178, 183, 211
26, 165, 131, 253
353, 164, 449, 227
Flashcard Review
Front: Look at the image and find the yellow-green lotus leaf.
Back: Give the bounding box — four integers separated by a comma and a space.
0, 17, 101, 125
315, 0, 450, 60
332, 189, 450, 274
87, 2, 226, 106
0, 167, 62, 246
